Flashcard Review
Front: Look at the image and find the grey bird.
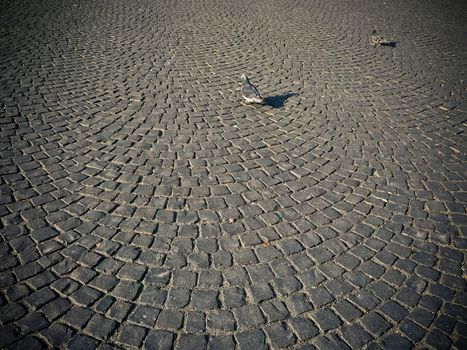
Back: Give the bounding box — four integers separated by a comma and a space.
241, 74, 264, 104
369, 29, 393, 47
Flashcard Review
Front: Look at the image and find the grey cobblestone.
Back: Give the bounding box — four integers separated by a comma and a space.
116, 324, 148, 347
40, 323, 75, 347
236, 329, 268, 350
207, 335, 235, 350
67, 334, 100, 350
185, 311, 206, 333
1, 0, 466, 348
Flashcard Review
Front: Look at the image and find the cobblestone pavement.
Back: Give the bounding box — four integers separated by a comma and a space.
1, 0, 466, 349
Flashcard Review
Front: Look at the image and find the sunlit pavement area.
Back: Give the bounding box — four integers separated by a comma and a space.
0, 0, 466, 348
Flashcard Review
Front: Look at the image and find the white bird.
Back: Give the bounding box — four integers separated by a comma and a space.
370, 29, 394, 47
241, 74, 264, 104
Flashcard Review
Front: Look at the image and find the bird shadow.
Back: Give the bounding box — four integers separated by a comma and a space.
381, 41, 397, 48
264, 92, 298, 108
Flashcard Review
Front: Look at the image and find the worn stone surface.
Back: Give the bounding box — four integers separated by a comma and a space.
0, 0, 466, 348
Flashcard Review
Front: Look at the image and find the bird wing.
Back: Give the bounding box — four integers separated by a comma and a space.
242, 82, 262, 98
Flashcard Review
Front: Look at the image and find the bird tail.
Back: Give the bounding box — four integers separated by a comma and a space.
252, 96, 265, 104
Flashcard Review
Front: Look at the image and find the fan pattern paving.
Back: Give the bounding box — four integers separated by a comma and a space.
0, 0, 466, 349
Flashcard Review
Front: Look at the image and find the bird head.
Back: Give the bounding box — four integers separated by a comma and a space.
241, 74, 249, 82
